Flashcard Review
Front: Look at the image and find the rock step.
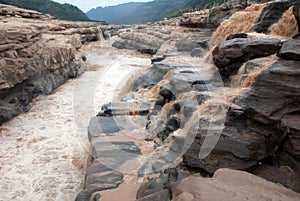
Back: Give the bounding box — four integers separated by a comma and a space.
97, 101, 151, 117
88, 115, 148, 141
172, 168, 300, 201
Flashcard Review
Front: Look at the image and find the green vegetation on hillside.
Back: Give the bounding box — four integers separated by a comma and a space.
87, 0, 231, 24
165, 0, 225, 19
87, 2, 144, 24
0, 0, 90, 21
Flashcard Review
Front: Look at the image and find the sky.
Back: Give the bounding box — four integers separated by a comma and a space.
52, 0, 153, 12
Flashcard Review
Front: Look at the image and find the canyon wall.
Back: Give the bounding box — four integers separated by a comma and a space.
0, 4, 106, 125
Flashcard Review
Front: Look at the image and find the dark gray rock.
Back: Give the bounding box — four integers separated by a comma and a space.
197, 39, 209, 49
137, 176, 168, 199
229, 59, 300, 173
226, 32, 248, 40
97, 101, 151, 116
293, 0, 300, 33
92, 141, 142, 170
244, 60, 262, 74
151, 53, 178, 63
282, 114, 300, 160
75, 161, 123, 201
136, 189, 171, 201
175, 38, 202, 52
277, 39, 300, 60
88, 116, 121, 140
0, 62, 84, 125
88, 115, 148, 140
252, 0, 295, 33
277, 151, 300, 175
162, 70, 208, 96
191, 47, 206, 57
183, 120, 269, 173
212, 37, 281, 76
133, 62, 192, 91
252, 164, 300, 193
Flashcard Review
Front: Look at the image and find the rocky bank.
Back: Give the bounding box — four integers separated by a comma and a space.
77, 0, 300, 200
0, 4, 124, 125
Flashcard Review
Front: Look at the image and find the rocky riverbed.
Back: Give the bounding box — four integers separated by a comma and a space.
77, 0, 300, 200
1, 1, 300, 201
0, 39, 151, 200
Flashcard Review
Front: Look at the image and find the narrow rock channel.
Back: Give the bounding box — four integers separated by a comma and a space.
0, 40, 151, 201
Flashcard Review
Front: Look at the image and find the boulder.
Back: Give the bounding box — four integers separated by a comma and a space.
277, 39, 300, 60
133, 62, 192, 91
233, 59, 300, 171
183, 120, 269, 173
196, 39, 209, 49
160, 69, 209, 96
175, 38, 202, 52
212, 37, 281, 76
190, 47, 206, 57
172, 169, 300, 201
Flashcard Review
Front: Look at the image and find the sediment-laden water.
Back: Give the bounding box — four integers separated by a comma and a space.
0, 40, 151, 201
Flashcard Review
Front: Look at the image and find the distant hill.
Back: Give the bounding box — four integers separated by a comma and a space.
0, 0, 90, 21
123, 0, 187, 24
86, 2, 144, 24
86, 0, 229, 24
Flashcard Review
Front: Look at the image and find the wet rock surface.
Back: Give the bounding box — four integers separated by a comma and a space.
75, 162, 123, 201
134, 2, 300, 199
212, 37, 281, 76
112, 25, 174, 55
50, 0, 300, 200
0, 62, 84, 124
183, 122, 269, 173
277, 39, 300, 60
133, 62, 192, 91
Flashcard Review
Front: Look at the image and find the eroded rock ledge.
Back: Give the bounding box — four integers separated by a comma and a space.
0, 4, 108, 124
77, 0, 300, 200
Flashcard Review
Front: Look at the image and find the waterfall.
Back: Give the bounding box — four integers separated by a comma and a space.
271, 7, 298, 37
209, 3, 267, 47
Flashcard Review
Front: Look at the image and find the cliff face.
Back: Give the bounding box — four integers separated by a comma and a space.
0, 4, 104, 125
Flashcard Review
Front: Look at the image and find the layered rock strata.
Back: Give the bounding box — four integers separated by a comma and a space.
0, 4, 107, 124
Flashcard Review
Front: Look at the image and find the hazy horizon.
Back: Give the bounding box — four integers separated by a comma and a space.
52, 0, 153, 12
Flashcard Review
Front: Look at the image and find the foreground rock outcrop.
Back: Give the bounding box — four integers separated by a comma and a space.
172, 168, 300, 201
0, 4, 108, 125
